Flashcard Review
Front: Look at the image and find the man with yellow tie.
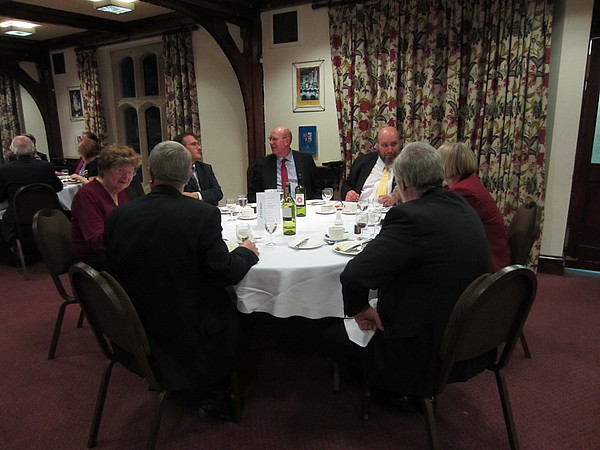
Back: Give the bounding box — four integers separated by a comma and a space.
341, 126, 401, 207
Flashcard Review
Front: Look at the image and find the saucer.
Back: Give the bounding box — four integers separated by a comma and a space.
316, 210, 336, 215
238, 214, 257, 220
342, 209, 357, 215
307, 200, 325, 205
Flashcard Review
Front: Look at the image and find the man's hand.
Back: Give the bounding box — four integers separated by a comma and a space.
377, 195, 396, 207
345, 190, 360, 202
354, 306, 384, 331
182, 192, 200, 199
240, 239, 259, 257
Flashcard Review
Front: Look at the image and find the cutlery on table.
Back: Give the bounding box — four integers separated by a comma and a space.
294, 237, 310, 249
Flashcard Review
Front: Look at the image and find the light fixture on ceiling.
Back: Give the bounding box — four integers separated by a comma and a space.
94, 0, 135, 15
1, 21, 36, 37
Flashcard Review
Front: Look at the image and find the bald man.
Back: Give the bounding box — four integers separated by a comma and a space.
341, 127, 401, 207
247, 125, 321, 203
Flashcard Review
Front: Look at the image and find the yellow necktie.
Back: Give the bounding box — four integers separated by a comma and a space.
376, 166, 390, 197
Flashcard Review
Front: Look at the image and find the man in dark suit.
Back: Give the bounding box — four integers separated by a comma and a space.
104, 140, 259, 420
247, 125, 321, 202
341, 126, 401, 206
173, 133, 223, 206
327, 142, 493, 406
0, 135, 63, 244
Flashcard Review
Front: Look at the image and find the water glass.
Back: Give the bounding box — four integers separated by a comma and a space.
322, 187, 333, 203
236, 223, 251, 243
265, 222, 277, 246
237, 195, 248, 208
226, 198, 237, 221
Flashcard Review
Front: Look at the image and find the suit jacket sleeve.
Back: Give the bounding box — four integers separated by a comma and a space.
293, 151, 321, 199
340, 207, 420, 316
341, 153, 376, 200
197, 163, 223, 206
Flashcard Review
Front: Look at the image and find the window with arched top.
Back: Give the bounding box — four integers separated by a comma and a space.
143, 53, 159, 96
124, 107, 140, 153
145, 106, 161, 152
120, 57, 135, 98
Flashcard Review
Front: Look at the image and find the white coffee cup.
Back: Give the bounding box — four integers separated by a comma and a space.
328, 226, 345, 241
241, 206, 254, 218
344, 202, 357, 213
321, 204, 334, 213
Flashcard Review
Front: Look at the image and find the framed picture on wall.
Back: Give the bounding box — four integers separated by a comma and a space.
292, 60, 325, 113
299, 126, 318, 155
68, 86, 84, 121
270, 8, 301, 48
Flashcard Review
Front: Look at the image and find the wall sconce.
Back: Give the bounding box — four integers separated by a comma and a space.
94, 0, 135, 15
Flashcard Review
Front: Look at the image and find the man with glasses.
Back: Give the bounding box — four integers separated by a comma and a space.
341, 126, 401, 206
174, 133, 223, 206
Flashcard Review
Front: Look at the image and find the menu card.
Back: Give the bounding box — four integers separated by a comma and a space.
256, 190, 281, 229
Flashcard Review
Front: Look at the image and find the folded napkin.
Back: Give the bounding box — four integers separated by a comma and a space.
344, 298, 378, 347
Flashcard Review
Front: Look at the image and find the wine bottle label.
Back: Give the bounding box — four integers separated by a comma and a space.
295, 194, 305, 205
282, 206, 293, 219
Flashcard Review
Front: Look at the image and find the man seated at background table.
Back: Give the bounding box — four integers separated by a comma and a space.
247, 125, 321, 203
326, 141, 493, 410
341, 126, 401, 207
173, 132, 223, 206
0, 135, 62, 247
105, 140, 259, 420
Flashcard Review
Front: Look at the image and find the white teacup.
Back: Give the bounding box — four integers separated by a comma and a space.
344, 202, 357, 213
321, 204, 334, 213
241, 206, 254, 218
328, 226, 345, 241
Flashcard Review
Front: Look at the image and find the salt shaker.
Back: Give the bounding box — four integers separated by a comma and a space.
334, 209, 344, 225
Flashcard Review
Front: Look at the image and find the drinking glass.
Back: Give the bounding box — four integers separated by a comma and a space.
368, 210, 381, 238
357, 200, 368, 211
264, 221, 277, 246
237, 195, 248, 208
355, 212, 369, 239
322, 187, 333, 203
236, 223, 251, 243
226, 198, 237, 221
61, 169, 69, 177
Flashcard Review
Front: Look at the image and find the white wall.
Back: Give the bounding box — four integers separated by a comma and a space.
541, 0, 594, 257
194, 27, 248, 200
19, 86, 48, 156
261, 4, 340, 164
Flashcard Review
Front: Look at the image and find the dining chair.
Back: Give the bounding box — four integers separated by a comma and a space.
354, 265, 537, 450
507, 201, 541, 358
11, 183, 62, 280
32, 208, 84, 359
69, 262, 242, 450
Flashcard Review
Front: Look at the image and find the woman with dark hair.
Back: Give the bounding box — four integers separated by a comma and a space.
71, 138, 101, 184
438, 142, 510, 271
71, 144, 141, 268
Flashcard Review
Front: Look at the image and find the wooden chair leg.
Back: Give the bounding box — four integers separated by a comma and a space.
48, 301, 69, 359
519, 331, 532, 358
146, 390, 170, 450
15, 239, 28, 280
422, 396, 440, 450
88, 359, 115, 448
360, 376, 370, 421
495, 370, 520, 450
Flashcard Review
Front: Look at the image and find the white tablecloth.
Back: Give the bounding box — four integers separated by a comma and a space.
221, 203, 374, 319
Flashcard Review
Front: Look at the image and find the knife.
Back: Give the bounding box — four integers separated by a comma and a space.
294, 237, 310, 249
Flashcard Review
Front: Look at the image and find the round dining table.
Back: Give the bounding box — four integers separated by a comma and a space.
220, 202, 377, 319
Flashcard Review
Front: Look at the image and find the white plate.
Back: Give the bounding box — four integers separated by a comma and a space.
307, 200, 325, 205
238, 214, 257, 220
315, 210, 336, 215
333, 240, 363, 255
288, 237, 324, 249
342, 209, 357, 215
324, 232, 349, 242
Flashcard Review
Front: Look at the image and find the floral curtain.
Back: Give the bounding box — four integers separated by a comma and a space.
163, 30, 201, 139
0, 71, 21, 164
75, 48, 108, 146
329, 0, 552, 266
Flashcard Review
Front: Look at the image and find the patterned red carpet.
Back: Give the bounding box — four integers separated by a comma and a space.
1, 262, 599, 449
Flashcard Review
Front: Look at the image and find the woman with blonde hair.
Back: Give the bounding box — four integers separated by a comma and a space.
438, 142, 510, 271
71, 144, 141, 268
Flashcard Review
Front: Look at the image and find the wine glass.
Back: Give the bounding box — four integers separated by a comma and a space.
264, 221, 277, 246
322, 187, 333, 204
368, 210, 382, 238
237, 195, 248, 208
226, 198, 237, 221
357, 200, 368, 212
355, 211, 369, 239
236, 223, 251, 243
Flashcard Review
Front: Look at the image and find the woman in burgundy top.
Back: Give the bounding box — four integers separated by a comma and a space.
71, 144, 141, 269
71, 137, 101, 184
438, 142, 510, 271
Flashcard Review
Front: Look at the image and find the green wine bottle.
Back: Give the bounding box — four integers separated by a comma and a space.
282, 182, 296, 235
295, 174, 306, 217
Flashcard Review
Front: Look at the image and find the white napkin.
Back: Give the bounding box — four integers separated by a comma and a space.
344, 298, 378, 347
